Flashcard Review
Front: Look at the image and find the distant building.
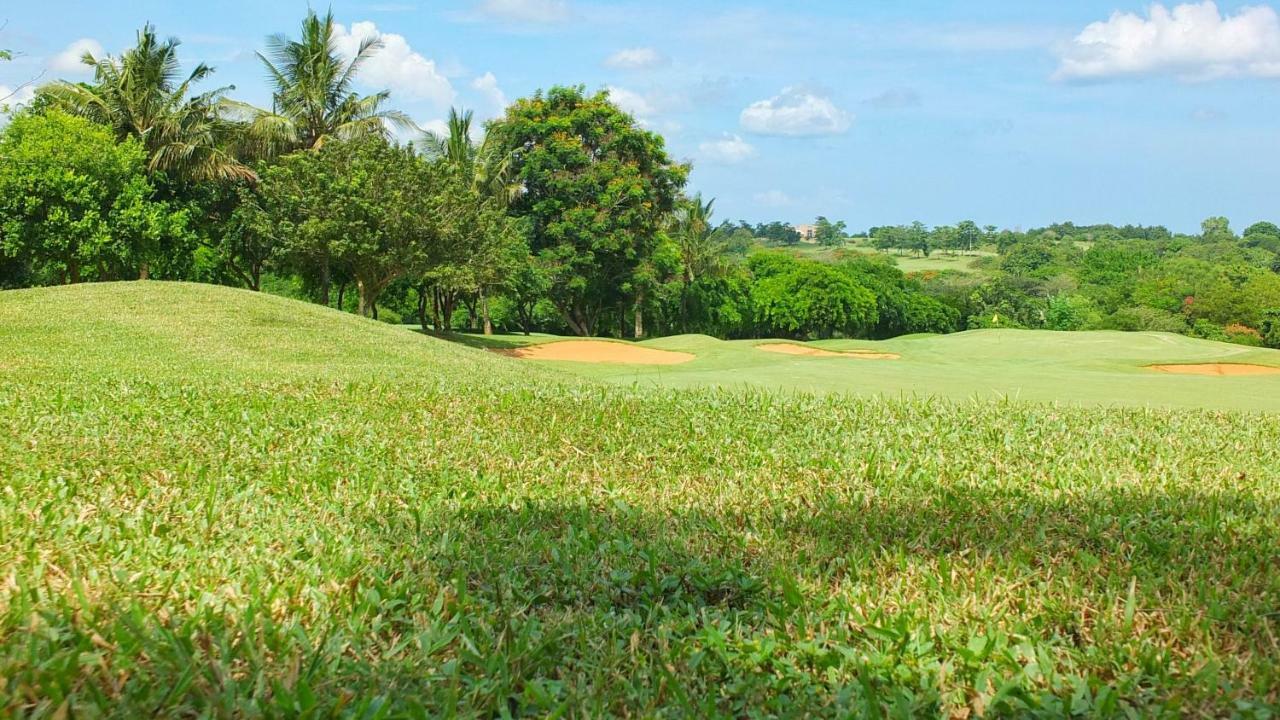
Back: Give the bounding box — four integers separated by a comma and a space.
793, 224, 817, 243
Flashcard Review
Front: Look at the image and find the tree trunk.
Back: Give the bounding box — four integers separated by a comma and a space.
337, 282, 346, 312
319, 260, 331, 307
481, 288, 493, 336
416, 285, 429, 331
356, 278, 375, 317
68, 261, 81, 284
634, 305, 644, 339
139, 262, 150, 280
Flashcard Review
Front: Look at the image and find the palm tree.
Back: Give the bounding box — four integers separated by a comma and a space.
423, 107, 521, 203
41, 24, 253, 182
241, 9, 414, 155
671, 193, 726, 331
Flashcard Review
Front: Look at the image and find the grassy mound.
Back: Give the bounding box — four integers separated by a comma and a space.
2, 282, 1279, 717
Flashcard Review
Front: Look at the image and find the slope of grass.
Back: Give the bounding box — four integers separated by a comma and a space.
2, 282, 1280, 717
474, 329, 1280, 412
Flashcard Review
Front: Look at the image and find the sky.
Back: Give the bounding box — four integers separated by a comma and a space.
2, 0, 1280, 233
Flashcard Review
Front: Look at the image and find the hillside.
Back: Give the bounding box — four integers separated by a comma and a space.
2, 282, 1279, 717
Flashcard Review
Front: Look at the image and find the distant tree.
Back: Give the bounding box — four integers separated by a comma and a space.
1200, 216, 1235, 243
0, 111, 186, 283
813, 216, 848, 246
957, 220, 982, 253
487, 85, 686, 336
908, 221, 931, 256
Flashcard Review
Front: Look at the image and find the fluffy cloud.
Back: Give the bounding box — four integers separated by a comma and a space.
50, 38, 104, 75
1055, 1, 1280, 81
606, 85, 656, 118
740, 87, 852, 137
698, 133, 756, 164
604, 47, 667, 70
332, 21, 455, 106
474, 0, 569, 24
471, 72, 509, 115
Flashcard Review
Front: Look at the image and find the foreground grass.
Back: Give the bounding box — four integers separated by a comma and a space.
2, 283, 1279, 717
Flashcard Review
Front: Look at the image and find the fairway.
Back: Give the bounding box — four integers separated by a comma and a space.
475, 329, 1280, 412
3, 282, 1280, 717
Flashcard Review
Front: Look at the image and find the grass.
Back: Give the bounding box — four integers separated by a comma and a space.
781, 240, 995, 276
467, 330, 1280, 413
2, 282, 1279, 717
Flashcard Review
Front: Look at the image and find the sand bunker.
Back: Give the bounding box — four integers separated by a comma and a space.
757, 343, 900, 360
1149, 363, 1280, 377
498, 340, 694, 365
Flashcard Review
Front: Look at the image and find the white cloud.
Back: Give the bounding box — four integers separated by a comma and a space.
471, 72, 508, 115
1055, 1, 1280, 81
474, 0, 569, 24
753, 190, 793, 207
50, 38, 104, 75
333, 21, 455, 106
606, 85, 656, 118
604, 47, 667, 70
698, 133, 756, 164
740, 87, 852, 137
1, 84, 38, 114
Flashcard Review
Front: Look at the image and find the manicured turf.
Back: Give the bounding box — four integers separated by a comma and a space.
469, 329, 1280, 412
2, 282, 1279, 717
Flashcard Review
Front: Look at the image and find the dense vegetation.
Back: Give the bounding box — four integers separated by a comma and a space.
2, 282, 1279, 717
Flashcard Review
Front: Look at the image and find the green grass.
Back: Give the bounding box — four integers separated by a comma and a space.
2, 282, 1279, 717
474, 330, 1280, 413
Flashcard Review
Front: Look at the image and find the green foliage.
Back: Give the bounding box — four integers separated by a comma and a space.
813, 215, 848, 246
749, 253, 878, 339
256, 136, 453, 315
0, 111, 187, 283
488, 85, 687, 336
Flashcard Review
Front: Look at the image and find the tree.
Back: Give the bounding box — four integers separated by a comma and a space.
748, 253, 878, 339
419, 107, 525, 335
670, 193, 728, 332
487, 85, 687, 336
1200, 216, 1234, 243
241, 9, 413, 156
0, 111, 185, 283
957, 220, 982, 254
813, 216, 848, 246
256, 137, 451, 316
39, 24, 252, 183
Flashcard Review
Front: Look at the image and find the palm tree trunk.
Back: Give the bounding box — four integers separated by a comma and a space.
481, 288, 493, 336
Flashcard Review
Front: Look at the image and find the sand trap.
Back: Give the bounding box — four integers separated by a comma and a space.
498, 340, 694, 365
1149, 363, 1280, 377
757, 343, 900, 360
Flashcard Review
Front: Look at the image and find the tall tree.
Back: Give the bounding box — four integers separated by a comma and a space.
488, 86, 687, 336
39, 24, 252, 183
242, 10, 413, 156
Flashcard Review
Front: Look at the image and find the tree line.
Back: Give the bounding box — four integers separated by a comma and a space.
2, 14, 1277, 347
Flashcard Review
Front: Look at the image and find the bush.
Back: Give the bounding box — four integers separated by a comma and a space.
1189, 319, 1229, 343
1224, 325, 1264, 346
1105, 306, 1188, 334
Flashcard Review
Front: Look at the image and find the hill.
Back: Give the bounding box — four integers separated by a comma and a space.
2, 282, 1279, 717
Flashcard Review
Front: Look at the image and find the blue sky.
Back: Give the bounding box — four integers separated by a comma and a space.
3, 1, 1280, 233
